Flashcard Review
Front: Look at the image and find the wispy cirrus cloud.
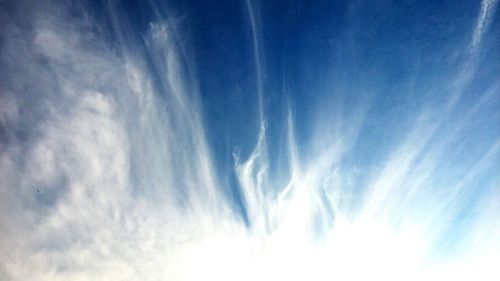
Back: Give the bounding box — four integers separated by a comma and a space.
0, 1, 231, 280
0, 0, 499, 280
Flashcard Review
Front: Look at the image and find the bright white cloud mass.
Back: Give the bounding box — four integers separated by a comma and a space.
0, 0, 499, 280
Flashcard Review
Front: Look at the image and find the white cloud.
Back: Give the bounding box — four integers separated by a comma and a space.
0, 0, 498, 280
0, 1, 225, 280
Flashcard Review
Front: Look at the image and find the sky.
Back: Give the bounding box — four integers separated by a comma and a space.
0, 0, 499, 280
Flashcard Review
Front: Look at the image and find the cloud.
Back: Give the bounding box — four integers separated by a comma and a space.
0, 0, 498, 280
449, 0, 498, 108
0, 1, 229, 280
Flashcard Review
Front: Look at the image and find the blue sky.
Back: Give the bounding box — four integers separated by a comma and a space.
0, 0, 499, 280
